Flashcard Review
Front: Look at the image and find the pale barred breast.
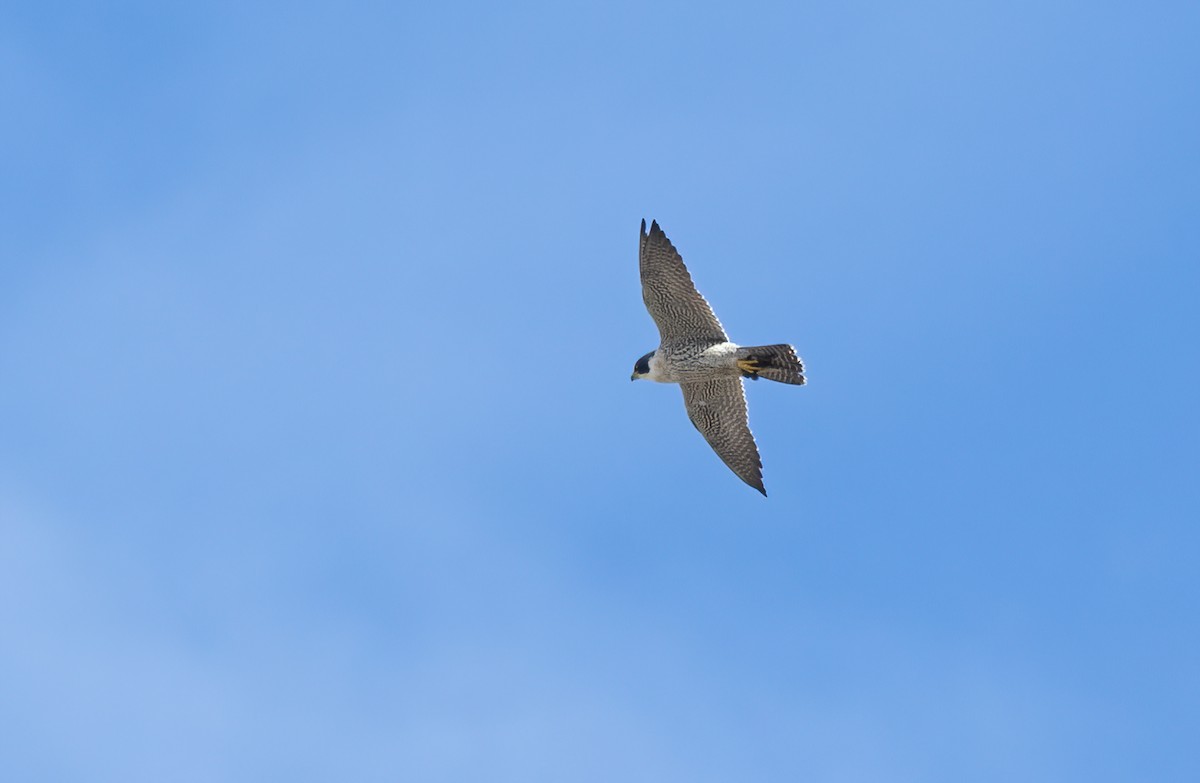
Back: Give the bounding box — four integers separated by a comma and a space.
660, 340, 740, 381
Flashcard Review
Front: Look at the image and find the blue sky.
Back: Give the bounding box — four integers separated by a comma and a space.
2, 1, 1198, 780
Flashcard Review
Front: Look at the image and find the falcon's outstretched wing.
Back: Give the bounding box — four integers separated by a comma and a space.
680, 378, 765, 495
639, 219, 727, 343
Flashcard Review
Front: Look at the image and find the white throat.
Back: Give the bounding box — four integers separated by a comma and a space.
646, 351, 671, 382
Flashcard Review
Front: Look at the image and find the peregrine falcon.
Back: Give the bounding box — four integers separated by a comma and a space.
630, 219, 806, 495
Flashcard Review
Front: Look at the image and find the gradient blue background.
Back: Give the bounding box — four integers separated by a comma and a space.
3, 2, 1198, 781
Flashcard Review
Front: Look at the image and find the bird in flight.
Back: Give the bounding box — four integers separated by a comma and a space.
631, 219, 806, 495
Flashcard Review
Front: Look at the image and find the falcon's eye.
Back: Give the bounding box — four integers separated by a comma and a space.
634, 353, 653, 375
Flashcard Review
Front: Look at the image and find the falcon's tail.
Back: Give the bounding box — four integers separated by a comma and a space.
736, 344, 806, 385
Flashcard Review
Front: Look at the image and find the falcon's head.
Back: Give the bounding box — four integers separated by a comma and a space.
630, 351, 655, 381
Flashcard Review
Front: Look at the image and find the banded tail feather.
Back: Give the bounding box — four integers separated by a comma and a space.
736, 344, 806, 385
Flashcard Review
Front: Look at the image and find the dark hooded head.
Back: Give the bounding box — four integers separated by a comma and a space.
630, 351, 655, 381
